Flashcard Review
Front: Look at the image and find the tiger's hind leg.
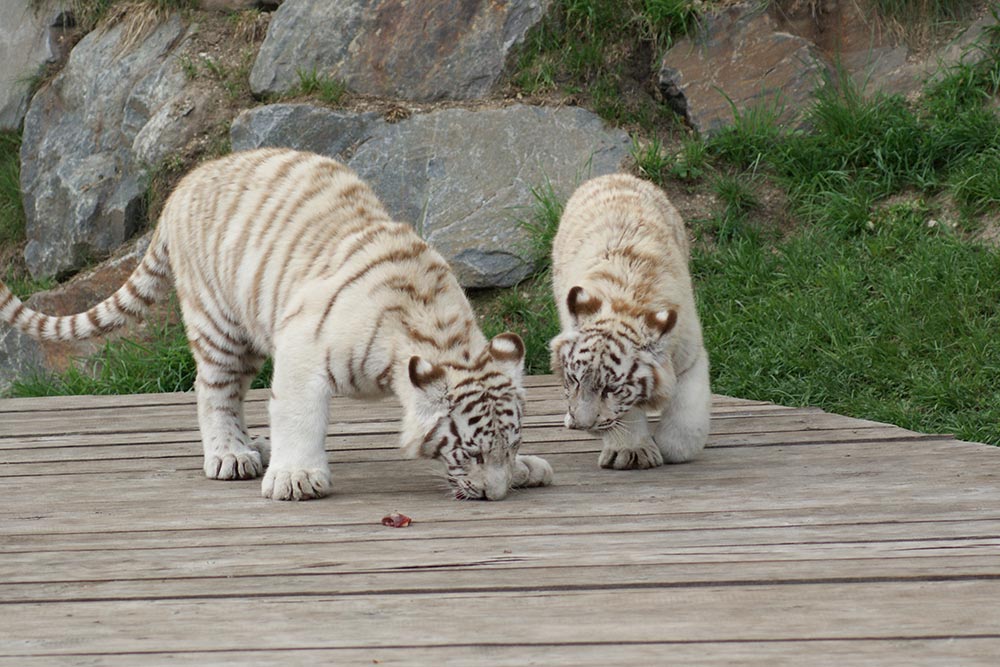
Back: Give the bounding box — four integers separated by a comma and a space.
654, 351, 710, 463
598, 407, 664, 470
189, 329, 269, 481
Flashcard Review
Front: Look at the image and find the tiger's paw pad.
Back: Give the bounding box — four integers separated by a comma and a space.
599, 440, 664, 470
513, 454, 554, 488
261, 467, 332, 501
204, 449, 265, 480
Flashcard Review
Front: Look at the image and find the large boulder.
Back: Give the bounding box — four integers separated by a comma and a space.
19, 14, 202, 280
0, 0, 71, 130
232, 103, 631, 287
659, 3, 828, 135
249, 0, 551, 101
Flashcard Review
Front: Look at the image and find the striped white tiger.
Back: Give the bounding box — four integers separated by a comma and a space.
549, 173, 711, 469
0, 148, 553, 501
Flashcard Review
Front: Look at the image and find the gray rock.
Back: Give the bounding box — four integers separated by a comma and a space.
0, 325, 46, 394
249, 0, 551, 101
0, 0, 71, 130
232, 104, 631, 287
771, 0, 999, 99
231, 103, 380, 157
19, 14, 198, 279
659, 3, 828, 135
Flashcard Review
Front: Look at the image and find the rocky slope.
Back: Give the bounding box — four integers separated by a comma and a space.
0, 0, 995, 389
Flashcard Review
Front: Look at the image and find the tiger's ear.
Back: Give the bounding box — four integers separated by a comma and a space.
409, 356, 446, 392
644, 309, 678, 340
567, 286, 601, 326
489, 332, 525, 382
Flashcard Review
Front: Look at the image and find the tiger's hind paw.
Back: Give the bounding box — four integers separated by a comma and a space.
250, 435, 270, 467
204, 448, 266, 480
261, 467, 332, 501
599, 438, 664, 470
513, 454, 553, 488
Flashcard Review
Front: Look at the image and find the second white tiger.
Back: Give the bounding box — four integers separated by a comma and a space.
550, 174, 711, 469
0, 149, 553, 500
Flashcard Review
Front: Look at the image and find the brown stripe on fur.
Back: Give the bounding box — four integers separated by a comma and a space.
376, 362, 394, 390
325, 350, 339, 393
360, 305, 404, 377
247, 176, 332, 323
190, 330, 240, 360
405, 324, 443, 348
589, 269, 628, 288
0, 289, 14, 313
124, 280, 154, 308
225, 154, 303, 280
347, 349, 359, 391
314, 244, 428, 338
453, 370, 503, 389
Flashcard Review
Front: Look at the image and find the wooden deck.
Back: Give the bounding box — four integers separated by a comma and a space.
2, 375, 999, 666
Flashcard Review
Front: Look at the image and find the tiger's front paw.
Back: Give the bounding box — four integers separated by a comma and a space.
599, 438, 664, 470
513, 454, 554, 488
261, 467, 332, 500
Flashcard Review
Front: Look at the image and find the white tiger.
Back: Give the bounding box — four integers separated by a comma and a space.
549, 173, 711, 469
0, 148, 553, 500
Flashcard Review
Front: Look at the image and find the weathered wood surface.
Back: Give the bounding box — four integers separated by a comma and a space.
2, 375, 999, 666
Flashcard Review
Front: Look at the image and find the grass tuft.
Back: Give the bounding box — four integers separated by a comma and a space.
0, 131, 25, 247
290, 68, 349, 105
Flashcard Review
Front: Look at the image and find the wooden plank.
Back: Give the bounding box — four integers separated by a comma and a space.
3, 582, 1000, 654
4, 639, 1000, 667
0, 399, 818, 439
0, 425, 944, 470
0, 375, 774, 413
0, 407, 868, 445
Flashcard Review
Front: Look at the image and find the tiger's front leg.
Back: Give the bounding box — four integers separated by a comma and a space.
598, 407, 664, 470
261, 340, 333, 500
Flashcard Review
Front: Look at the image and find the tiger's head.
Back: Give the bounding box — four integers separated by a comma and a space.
401, 333, 527, 500
550, 286, 677, 432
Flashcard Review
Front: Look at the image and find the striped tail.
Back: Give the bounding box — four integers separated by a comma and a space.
0, 229, 172, 342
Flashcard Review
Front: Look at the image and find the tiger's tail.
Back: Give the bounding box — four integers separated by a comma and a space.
0, 229, 172, 342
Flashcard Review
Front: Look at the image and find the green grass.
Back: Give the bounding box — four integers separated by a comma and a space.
290, 68, 349, 105
0, 131, 25, 247
693, 201, 1000, 446
475, 275, 560, 376
8, 310, 272, 397
704, 53, 1000, 236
